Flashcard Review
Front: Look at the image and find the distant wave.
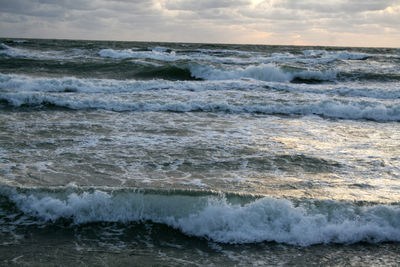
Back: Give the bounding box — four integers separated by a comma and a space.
2, 73, 400, 100
12, 40, 27, 43
98, 51, 399, 83
0, 43, 86, 60
188, 63, 337, 83
99, 47, 188, 62
2, 44, 398, 82
1, 91, 399, 121
0, 43, 26, 58
2, 43, 398, 67
98, 47, 376, 65
302, 50, 369, 61
1, 185, 399, 246
99, 47, 255, 65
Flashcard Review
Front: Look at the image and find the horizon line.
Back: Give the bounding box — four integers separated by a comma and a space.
1, 36, 399, 50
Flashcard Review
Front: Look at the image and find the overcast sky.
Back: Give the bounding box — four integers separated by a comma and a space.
1, 0, 399, 47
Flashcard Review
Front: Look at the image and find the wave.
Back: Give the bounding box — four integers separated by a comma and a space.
98, 47, 252, 65
302, 49, 400, 61
97, 47, 373, 65
1, 91, 399, 121
0, 73, 258, 93
269, 82, 400, 100
0, 43, 49, 59
195, 48, 256, 55
252, 50, 371, 65
12, 39, 27, 43
191, 62, 399, 83
302, 50, 369, 61
0, 43, 90, 60
100, 47, 373, 64
1, 185, 399, 246
99, 48, 188, 62
3, 44, 397, 83
188, 63, 337, 83
0, 60, 338, 83
0, 43, 23, 58
2, 74, 400, 100
340, 71, 400, 82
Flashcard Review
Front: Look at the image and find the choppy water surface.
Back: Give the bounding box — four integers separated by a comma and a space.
1, 38, 400, 266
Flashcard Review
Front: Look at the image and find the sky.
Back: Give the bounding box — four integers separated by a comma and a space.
0, 0, 399, 47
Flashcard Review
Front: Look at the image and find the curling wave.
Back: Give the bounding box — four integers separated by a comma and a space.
1, 186, 399, 246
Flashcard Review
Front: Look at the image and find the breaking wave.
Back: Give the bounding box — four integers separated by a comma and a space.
1, 91, 399, 121
2, 73, 400, 100
302, 50, 370, 61
188, 63, 337, 83
99, 47, 188, 62
0, 73, 256, 93
1, 186, 399, 246
98, 47, 374, 65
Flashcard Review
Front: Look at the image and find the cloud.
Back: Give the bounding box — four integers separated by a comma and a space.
273, 0, 397, 13
0, 0, 399, 47
162, 0, 250, 10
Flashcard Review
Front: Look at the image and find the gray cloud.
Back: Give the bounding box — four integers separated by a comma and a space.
274, 0, 397, 13
163, 0, 250, 10
0, 0, 399, 47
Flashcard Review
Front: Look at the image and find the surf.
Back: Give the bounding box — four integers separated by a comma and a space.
1, 185, 399, 246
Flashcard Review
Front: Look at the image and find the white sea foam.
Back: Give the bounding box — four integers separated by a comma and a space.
1, 91, 399, 121
131, 59, 163, 67
0, 43, 11, 49
188, 63, 337, 82
0, 73, 165, 93
0, 43, 26, 58
270, 82, 400, 100
98, 47, 260, 65
182, 179, 210, 188
249, 50, 372, 65
191, 48, 370, 64
0, 73, 264, 93
2, 188, 400, 246
97, 47, 377, 66
2, 73, 399, 100
196, 48, 256, 55
189, 63, 291, 82
302, 50, 369, 61
12, 40, 27, 43
0, 43, 84, 60
99, 48, 186, 61
98, 47, 247, 64
98, 49, 138, 59
151, 46, 169, 53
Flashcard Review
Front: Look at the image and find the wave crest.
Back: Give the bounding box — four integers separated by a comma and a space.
2, 186, 400, 246
1, 91, 398, 121
99, 48, 185, 62
188, 63, 337, 83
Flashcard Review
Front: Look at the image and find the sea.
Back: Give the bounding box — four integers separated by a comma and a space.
0, 38, 399, 266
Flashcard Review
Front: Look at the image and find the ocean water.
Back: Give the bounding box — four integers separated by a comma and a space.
0, 38, 400, 265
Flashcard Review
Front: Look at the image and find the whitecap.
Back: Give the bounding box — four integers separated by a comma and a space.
188, 63, 337, 83
2, 187, 400, 246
